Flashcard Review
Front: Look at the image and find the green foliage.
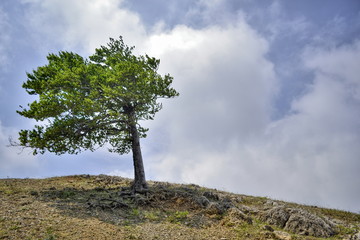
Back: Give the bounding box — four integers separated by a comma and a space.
9, 222, 21, 231
16, 36, 178, 155
131, 208, 141, 217
44, 227, 57, 240
58, 189, 76, 199
144, 211, 161, 221
167, 211, 189, 224
0, 230, 9, 239
44, 235, 56, 240
337, 225, 359, 235
0, 185, 22, 195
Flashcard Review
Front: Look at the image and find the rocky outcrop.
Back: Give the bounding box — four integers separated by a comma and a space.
196, 191, 253, 224
261, 206, 336, 238
346, 232, 360, 240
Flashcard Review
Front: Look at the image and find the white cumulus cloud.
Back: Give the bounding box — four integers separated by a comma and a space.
145, 32, 360, 212
22, 0, 146, 54
142, 20, 278, 184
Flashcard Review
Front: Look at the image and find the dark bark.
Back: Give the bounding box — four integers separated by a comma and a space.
129, 120, 148, 193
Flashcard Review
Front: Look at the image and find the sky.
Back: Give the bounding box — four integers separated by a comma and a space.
0, 0, 359, 213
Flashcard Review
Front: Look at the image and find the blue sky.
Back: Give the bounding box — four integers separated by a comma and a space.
1, 0, 359, 213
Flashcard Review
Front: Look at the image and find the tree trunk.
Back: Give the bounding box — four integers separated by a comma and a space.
129, 121, 148, 193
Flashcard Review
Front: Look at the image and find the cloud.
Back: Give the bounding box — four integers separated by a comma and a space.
261, 41, 360, 210
142, 20, 278, 182
0, 6, 10, 69
22, 0, 146, 54
0, 121, 41, 178
144, 29, 360, 212
304, 41, 360, 99
145, 21, 277, 132
107, 169, 133, 178
242, 1, 311, 43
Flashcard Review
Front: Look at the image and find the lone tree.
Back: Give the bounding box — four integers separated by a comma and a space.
15, 37, 179, 192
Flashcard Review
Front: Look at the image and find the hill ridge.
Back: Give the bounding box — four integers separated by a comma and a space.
1, 174, 359, 239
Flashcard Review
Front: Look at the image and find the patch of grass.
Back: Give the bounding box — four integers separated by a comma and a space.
124, 225, 141, 239
241, 195, 269, 207
58, 189, 76, 199
144, 210, 162, 221
233, 222, 259, 239
123, 220, 132, 226
167, 211, 189, 224
131, 208, 141, 217
44, 234, 57, 240
2, 188, 21, 195
0, 181, 27, 195
318, 208, 360, 222
44, 227, 57, 240
337, 225, 359, 235
0, 229, 9, 239
9, 222, 21, 231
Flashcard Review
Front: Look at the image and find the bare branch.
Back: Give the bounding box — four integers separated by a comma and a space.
7, 136, 31, 154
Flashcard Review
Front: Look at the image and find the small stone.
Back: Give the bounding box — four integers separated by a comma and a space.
30, 191, 39, 197
263, 225, 274, 232
238, 204, 255, 214
274, 230, 292, 240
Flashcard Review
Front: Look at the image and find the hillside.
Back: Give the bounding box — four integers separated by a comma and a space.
0, 175, 359, 240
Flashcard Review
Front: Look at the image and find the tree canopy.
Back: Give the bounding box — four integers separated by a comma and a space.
16, 37, 179, 191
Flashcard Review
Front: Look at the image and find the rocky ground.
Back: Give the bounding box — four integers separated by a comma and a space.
0, 175, 359, 239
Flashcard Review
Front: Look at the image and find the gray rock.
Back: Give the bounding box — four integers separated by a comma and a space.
203, 191, 219, 201
261, 206, 335, 238
262, 206, 290, 227
206, 202, 225, 215
238, 204, 257, 214
196, 196, 210, 208
220, 198, 234, 210
285, 208, 335, 237
348, 232, 360, 240
227, 207, 253, 224
220, 207, 253, 226
268, 200, 280, 206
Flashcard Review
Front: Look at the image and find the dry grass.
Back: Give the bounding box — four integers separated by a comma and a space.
0, 175, 359, 240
